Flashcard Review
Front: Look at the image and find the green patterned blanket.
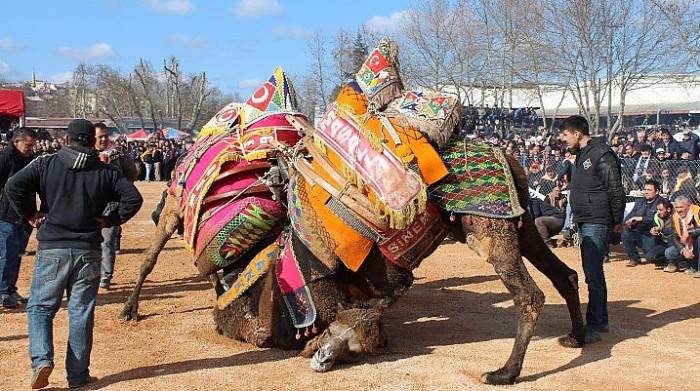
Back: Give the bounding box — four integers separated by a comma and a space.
430, 139, 525, 219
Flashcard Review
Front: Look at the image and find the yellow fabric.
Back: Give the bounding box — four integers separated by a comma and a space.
336, 84, 369, 115
335, 84, 448, 185
197, 126, 227, 140
305, 177, 373, 272
672, 205, 700, 237
360, 115, 448, 185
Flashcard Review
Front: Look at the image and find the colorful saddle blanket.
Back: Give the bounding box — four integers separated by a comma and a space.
216, 238, 280, 310
386, 90, 462, 149
171, 122, 302, 276
430, 139, 525, 218
240, 67, 299, 129
198, 102, 241, 139
355, 38, 404, 109
216, 231, 332, 331
314, 103, 427, 229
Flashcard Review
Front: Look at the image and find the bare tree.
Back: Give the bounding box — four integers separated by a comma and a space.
306, 32, 332, 112
133, 59, 163, 130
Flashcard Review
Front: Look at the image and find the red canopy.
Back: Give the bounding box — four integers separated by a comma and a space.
126, 129, 150, 141
0, 90, 25, 117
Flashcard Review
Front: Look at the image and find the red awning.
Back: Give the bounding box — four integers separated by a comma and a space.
0, 90, 25, 117
126, 129, 151, 141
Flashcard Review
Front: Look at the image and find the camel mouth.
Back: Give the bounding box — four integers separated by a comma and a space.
310, 349, 336, 373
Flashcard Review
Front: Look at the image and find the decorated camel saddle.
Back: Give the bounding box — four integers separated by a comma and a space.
171, 67, 304, 276
213, 39, 525, 333
278, 38, 524, 274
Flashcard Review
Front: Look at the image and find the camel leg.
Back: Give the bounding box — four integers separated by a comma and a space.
503, 154, 585, 347
518, 213, 586, 347
479, 219, 545, 385
121, 195, 181, 321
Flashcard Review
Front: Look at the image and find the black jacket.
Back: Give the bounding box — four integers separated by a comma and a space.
569, 137, 626, 226
529, 198, 564, 219
624, 196, 662, 234
0, 144, 34, 224
5, 146, 143, 250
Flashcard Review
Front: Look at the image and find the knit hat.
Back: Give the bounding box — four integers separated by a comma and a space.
67, 119, 95, 143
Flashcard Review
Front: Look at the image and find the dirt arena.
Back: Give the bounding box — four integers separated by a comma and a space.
2, 182, 699, 390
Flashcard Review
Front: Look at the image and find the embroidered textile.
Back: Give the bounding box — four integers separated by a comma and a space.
430, 139, 525, 218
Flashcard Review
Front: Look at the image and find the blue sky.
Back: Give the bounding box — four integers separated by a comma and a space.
0, 0, 409, 96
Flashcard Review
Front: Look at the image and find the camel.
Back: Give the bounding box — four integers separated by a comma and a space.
122, 40, 584, 384
121, 148, 585, 385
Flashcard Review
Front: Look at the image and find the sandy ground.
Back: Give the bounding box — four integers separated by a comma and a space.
1, 181, 699, 391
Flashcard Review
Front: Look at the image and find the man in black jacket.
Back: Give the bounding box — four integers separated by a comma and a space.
560, 115, 626, 344
0, 127, 36, 308
5, 119, 142, 389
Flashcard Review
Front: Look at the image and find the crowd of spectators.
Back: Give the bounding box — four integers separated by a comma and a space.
0, 130, 194, 182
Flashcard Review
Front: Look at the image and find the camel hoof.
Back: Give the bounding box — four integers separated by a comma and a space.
479, 368, 517, 385
120, 304, 139, 321
557, 334, 584, 348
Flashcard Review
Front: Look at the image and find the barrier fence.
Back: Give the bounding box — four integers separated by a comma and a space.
522, 156, 700, 204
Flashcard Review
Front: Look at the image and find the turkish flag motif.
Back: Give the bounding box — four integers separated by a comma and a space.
365, 49, 389, 74
246, 82, 275, 111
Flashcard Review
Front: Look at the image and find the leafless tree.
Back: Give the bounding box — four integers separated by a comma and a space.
306, 31, 332, 112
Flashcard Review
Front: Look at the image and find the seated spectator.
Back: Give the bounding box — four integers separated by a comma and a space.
659, 167, 673, 196
654, 129, 681, 159
663, 196, 700, 277
650, 198, 674, 268
622, 143, 640, 159
671, 166, 696, 201
528, 197, 565, 248
632, 129, 651, 151
621, 180, 666, 267
631, 145, 660, 188
655, 148, 671, 162
536, 166, 558, 196
678, 130, 700, 159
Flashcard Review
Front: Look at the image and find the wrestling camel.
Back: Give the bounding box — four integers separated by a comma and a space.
121, 148, 585, 385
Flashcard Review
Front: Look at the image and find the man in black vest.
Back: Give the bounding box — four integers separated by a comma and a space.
560, 115, 625, 344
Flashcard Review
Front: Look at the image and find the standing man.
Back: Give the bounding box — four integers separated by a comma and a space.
0, 127, 36, 308
559, 115, 626, 344
94, 122, 138, 289
5, 119, 142, 389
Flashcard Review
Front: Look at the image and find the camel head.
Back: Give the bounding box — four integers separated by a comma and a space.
302, 308, 387, 372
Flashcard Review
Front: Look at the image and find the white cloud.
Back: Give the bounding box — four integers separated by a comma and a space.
272, 25, 312, 39
0, 60, 10, 75
56, 43, 116, 61
48, 71, 74, 84
239, 78, 261, 89
167, 34, 207, 50
142, 0, 194, 15
232, 0, 283, 18
365, 10, 411, 34
0, 38, 26, 52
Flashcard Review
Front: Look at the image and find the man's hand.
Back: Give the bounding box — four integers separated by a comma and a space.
28, 212, 46, 228
682, 248, 694, 260
625, 216, 643, 226
95, 217, 107, 228
650, 226, 661, 236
